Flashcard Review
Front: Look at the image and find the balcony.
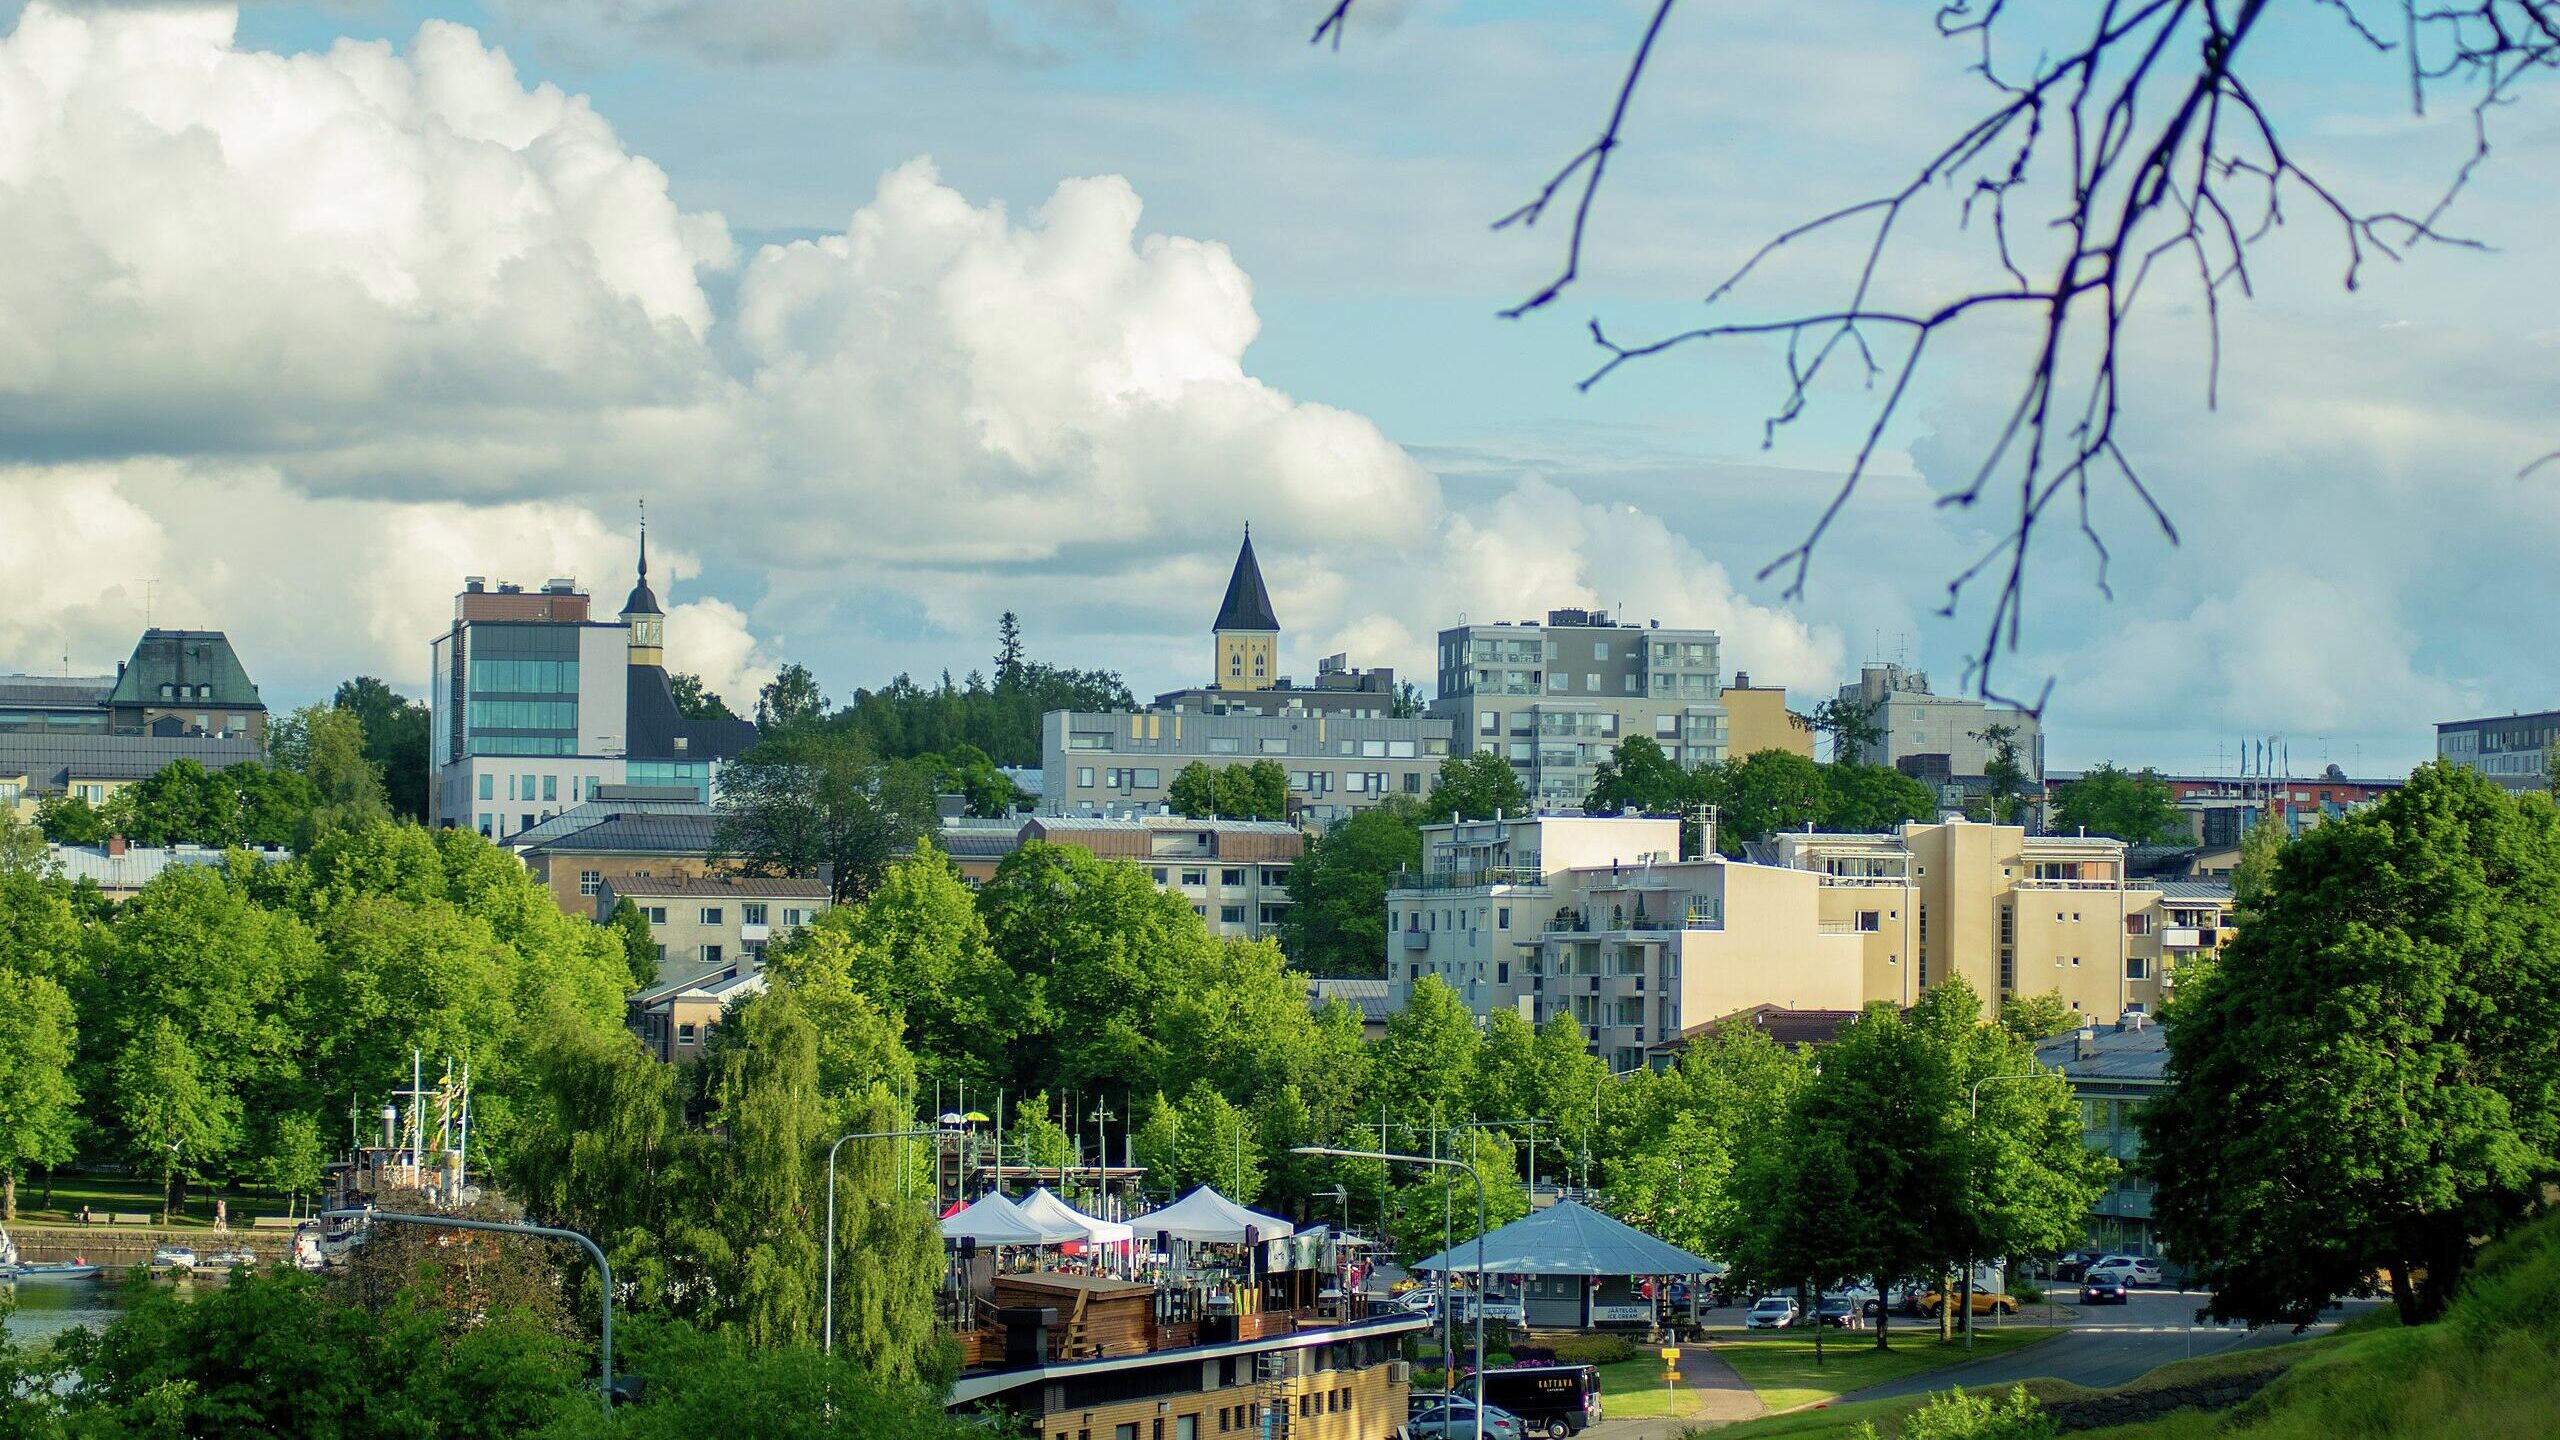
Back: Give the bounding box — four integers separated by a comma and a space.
2160, 927, 2207, 949
2017, 878, 2123, 891
1815, 874, 1910, 888
1401, 931, 1431, 950
1391, 866, 1546, 893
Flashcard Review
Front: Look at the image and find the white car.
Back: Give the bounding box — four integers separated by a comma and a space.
2084, 1256, 2163, 1287
1744, 1295, 1798, 1329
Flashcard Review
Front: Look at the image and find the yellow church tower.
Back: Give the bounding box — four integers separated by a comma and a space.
1212, 526, 1279, 691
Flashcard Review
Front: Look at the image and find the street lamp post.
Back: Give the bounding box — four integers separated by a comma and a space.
326, 1209, 618, 1415
1296, 1144, 1487, 1440
824, 1127, 940, 1355
1962, 1071, 2050, 1351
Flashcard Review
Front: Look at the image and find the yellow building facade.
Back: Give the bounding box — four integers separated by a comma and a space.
1720, 679, 1813, 758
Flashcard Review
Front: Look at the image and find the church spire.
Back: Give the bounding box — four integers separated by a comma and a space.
1212, 525, 1279, 691
622, 503, 666, 669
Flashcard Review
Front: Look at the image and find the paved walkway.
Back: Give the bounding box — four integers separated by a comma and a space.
1584, 1344, 1767, 1439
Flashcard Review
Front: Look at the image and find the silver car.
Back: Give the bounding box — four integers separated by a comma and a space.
1408, 1398, 1528, 1440
2084, 1255, 2163, 1287
1744, 1295, 1798, 1329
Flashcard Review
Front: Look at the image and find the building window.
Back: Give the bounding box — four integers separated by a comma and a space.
1182, 868, 1207, 887
743, 903, 768, 925
477, 813, 492, 837
1076, 767, 1095, 788
781, 908, 806, 925
699, 907, 723, 925
702, 944, 723, 965
1498, 906, 1511, 929
478, 773, 494, 801
677, 1023, 697, 1046
1221, 868, 1245, 886
2126, 913, 2151, 936
579, 870, 602, 896
1221, 904, 1246, 923
1855, 910, 1881, 933
1208, 736, 1241, 754
644, 907, 667, 924
2127, 956, 2152, 980
1480, 710, 1500, 735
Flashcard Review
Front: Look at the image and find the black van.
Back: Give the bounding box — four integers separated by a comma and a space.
1460, 1364, 1602, 1438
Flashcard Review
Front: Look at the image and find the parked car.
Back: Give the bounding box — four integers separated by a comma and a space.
2085, 1256, 2164, 1288
1462, 1364, 1603, 1438
1919, 1283, 2020, 1318
1813, 1295, 1858, 1328
2051, 1252, 2096, 1282
2079, 1277, 2130, 1305
1744, 1295, 1799, 1329
1395, 1290, 1443, 1316
1452, 1292, 1528, 1324
1410, 1397, 1528, 1440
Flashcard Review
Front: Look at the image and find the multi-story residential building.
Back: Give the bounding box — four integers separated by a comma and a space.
2, 629, 268, 741
1041, 531, 1451, 823
1429, 610, 1730, 810
1834, 663, 2044, 786
1042, 710, 1451, 826
0, 731, 262, 821
508, 785, 723, 915
595, 873, 829, 975
628, 965, 768, 1064
428, 532, 756, 840
1720, 673, 1812, 758
1384, 815, 2234, 1055
2436, 709, 2559, 792
1767, 823, 2233, 1022
1019, 814, 1302, 940
2035, 1014, 2171, 1257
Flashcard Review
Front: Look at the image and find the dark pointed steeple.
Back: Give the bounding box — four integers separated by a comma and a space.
622, 504, 663, 618
1212, 525, 1278, 633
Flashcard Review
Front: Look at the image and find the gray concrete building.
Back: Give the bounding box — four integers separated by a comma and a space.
2435, 709, 2559, 793
1428, 610, 1730, 810
1834, 663, 2044, 785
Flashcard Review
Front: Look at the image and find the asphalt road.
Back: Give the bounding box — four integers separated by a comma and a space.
1834, 1289, 2381, 1401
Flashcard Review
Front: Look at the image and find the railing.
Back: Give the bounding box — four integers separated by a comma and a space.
2017, 878, 2124, 890
1390, 867, 1546, 893
1817, 919, 1854, 935
1545, 914, 1591, 933
1684, 905, 1722, 928
1815, 874, 1910, 887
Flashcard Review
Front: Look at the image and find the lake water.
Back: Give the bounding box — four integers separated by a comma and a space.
3, 1280, 127, 1348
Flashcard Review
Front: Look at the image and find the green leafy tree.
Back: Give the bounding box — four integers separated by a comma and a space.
1997, 991, 2074, 1043
755, 663, 831, 736
829, 1082, 956, 1388
773, 840, 1015, 1085
1820, 763, 1939, 834
0, 968, 79, 1220
669, 672, 740, 723
1168, 761, 1225, 819
32, 793, 105, 846
333, 676, 433, 821
2143, 763, 2560, 1326
975, 841, 1212, 1095
1009, 1090, 1078, 1176
1429, 750, 1529, 820
910, 744, 1024, 818
1133, 1082, 1266, 1203
2229, 811, 2289, 908
1696, 749, 1829, 852
1388, 1128, 1528, 1260
1280, 800, 1422, 976
1586, 735, 1696, 815
609, 896, 661, 989
253, 1111, 327, 1216
1166, 760, 1289, 820
2051, 763, 2184, 843
286, 703, 392, 843
693, 991, 829, 1346
0, 808, 52, 877
994, 611, 1026, 687
716, 732, 938, 904
1974, 723, 2029, 825
1811, 695, 1885, 765
501, 1018, 694, 1314
1610, 1027, 1806, 1261
115, 1018, 238, 1222
1392, 680, 1426, 719
1376, 976, 1480, 1128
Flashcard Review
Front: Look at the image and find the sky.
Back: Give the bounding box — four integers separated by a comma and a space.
1, 0, 2553, 778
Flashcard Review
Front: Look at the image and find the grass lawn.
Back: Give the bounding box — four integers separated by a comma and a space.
1712, 1326, 2062, 1411
1593, 1356, 1710, 1420
8, 1172, 304, 1229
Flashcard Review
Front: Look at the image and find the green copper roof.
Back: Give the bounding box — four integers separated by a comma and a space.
104, 630, 264, 711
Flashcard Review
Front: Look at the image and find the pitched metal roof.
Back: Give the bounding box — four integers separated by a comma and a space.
47, 842, 284, 890
0, 732, 263, 790
1212, 529, 1279, 633
522, 813, 721, 856
624, 664, 757, 764
620, 532, 663, 618
0, 674, 114, 710
508, 797, 716, 850
103, 630, 265, 711
1306, 977, 1391, 1022
2157, 878, 2235, 902
605, 874, 827, 900
1410, 1201, 1718, 1277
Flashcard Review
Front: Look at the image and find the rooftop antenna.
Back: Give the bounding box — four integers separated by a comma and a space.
140, 579, 157, 630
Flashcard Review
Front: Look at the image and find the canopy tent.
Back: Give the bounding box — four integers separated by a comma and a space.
1409, 1201, 1720, 1277
939, 1191, 1049, 1247
1137, 1186, 1296, 1245
1016, 1187, 1134, 1245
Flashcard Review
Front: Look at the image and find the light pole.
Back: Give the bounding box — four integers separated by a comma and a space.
825, 1126, 939, 1354
1962, 1071, 2050, 1350
327, 1209, 618, 1415
1297, 1145, 1487, 1440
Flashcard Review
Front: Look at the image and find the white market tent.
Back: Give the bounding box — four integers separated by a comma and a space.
1138, 1186, 1295, 1245
940, 1191, 1049, 1247
1017, 1187, 1134, 1246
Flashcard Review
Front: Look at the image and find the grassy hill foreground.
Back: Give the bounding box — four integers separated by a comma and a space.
1703, 1207, 2560, 1439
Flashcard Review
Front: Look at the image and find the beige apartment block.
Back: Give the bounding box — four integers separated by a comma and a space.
596, 873, 830, 975
1771, 821, 2234, 1024
1720, 674, 1813, 758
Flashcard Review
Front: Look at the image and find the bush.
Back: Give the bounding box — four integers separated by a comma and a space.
1549, 1333, 1641, 1366
1858, 1385, 2055, 1440
2008, 1276, 2046, 1305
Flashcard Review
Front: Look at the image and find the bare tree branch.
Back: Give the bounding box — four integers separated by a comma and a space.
1317, 0, 2559, 710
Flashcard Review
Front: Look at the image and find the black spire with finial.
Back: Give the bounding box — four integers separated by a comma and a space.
622, 500, 663, 617
1213, 524, 1278, 633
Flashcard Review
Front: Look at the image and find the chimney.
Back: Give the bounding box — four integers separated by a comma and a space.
106, 834, 127, 857
2075, 1025, 2098, 1061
